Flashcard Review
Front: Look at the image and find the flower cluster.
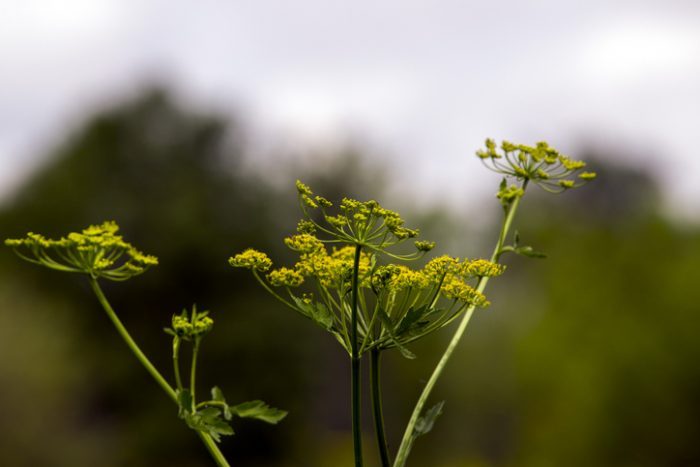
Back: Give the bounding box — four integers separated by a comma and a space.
228, 249, 272, 272
295, 180, 433, 257
167, 305, 214, 341
232, 226, 503, 357
478, 139, 596, 193
5, 221, 158, 281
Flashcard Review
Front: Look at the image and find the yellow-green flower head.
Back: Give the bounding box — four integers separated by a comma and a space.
476, 139, 596, 193
169, 306, 214, 340
414, 241, 436, 252
296, 180, 313, 197
297, 219, 317, 234
295, 245, 371, 288
460, 259, 506, 278
558, 180, 575, 189
386, 265, 429, 292
315, 196, 333, 208
5, 221, 158, 281
229, 249, 273, 272
284, 234, 324, 254
328, 246, 372, 286
268, 267, 305, 287
497, 184, 525, 204
292, 181, 427, 257
423, 255, 459, 282
441, 277, 489, 307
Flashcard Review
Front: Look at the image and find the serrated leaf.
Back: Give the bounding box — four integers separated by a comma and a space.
291, 296, 334, 330
183, 408, 235, 442
377, 308, 416, 359
206, 417, 234, 437
515, 245, 547, 258
199, 407, 222, 420
413, 401, 445, 437
231, 400, 288, 424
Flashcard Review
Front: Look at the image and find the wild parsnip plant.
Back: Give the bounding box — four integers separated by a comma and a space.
231, 139, 595, 467
5, 221, 286, 467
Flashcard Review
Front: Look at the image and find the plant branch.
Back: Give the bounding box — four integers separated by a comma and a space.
392, 182, 527, 467
88, 278, 231, 467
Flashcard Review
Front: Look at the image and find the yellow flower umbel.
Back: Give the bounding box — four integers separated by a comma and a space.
229, 182, 503, 358
5, 221, 158, 281
293, 180, 433, 259
477, 139, 596, 193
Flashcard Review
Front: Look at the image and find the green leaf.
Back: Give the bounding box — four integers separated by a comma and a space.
413, 401, 445, 437
211, 386, 225, 402
291, 296, 334, 330
515, 245, 547, 258
183, 407, 235, 442
230, 400, 288, 424
199, 407, 222, 420
211, 386, 232, 420
395, 304, 438, 337
395, 401, 446, 467
377, 308, 416, 359
177, 389, 193, 417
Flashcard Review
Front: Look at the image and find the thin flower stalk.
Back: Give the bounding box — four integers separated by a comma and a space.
393, 140, 595, 466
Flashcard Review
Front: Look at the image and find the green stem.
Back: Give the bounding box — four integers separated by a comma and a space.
197, 431, 232, 467
351, 244, 364, 467
173, 337, 183, 390
371, 348, 391, 467
89, 278, 177, 402
191, 338, 201, 410
392, 184, 526, 467
88, 278, 231, 467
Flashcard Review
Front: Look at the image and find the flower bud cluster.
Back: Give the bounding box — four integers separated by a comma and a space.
167, 305, 214, 342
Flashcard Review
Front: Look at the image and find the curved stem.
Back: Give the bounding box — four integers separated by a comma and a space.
88, 278, 231, 467
89, 278, 177, 402
392, 184, 526, 467
371, 349, 391, 467
351, 244, 364, 467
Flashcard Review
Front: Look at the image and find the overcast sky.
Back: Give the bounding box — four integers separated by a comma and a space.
2, 0, 699, 216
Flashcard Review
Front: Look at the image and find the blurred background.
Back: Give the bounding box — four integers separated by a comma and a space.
1, 1, 699, 466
